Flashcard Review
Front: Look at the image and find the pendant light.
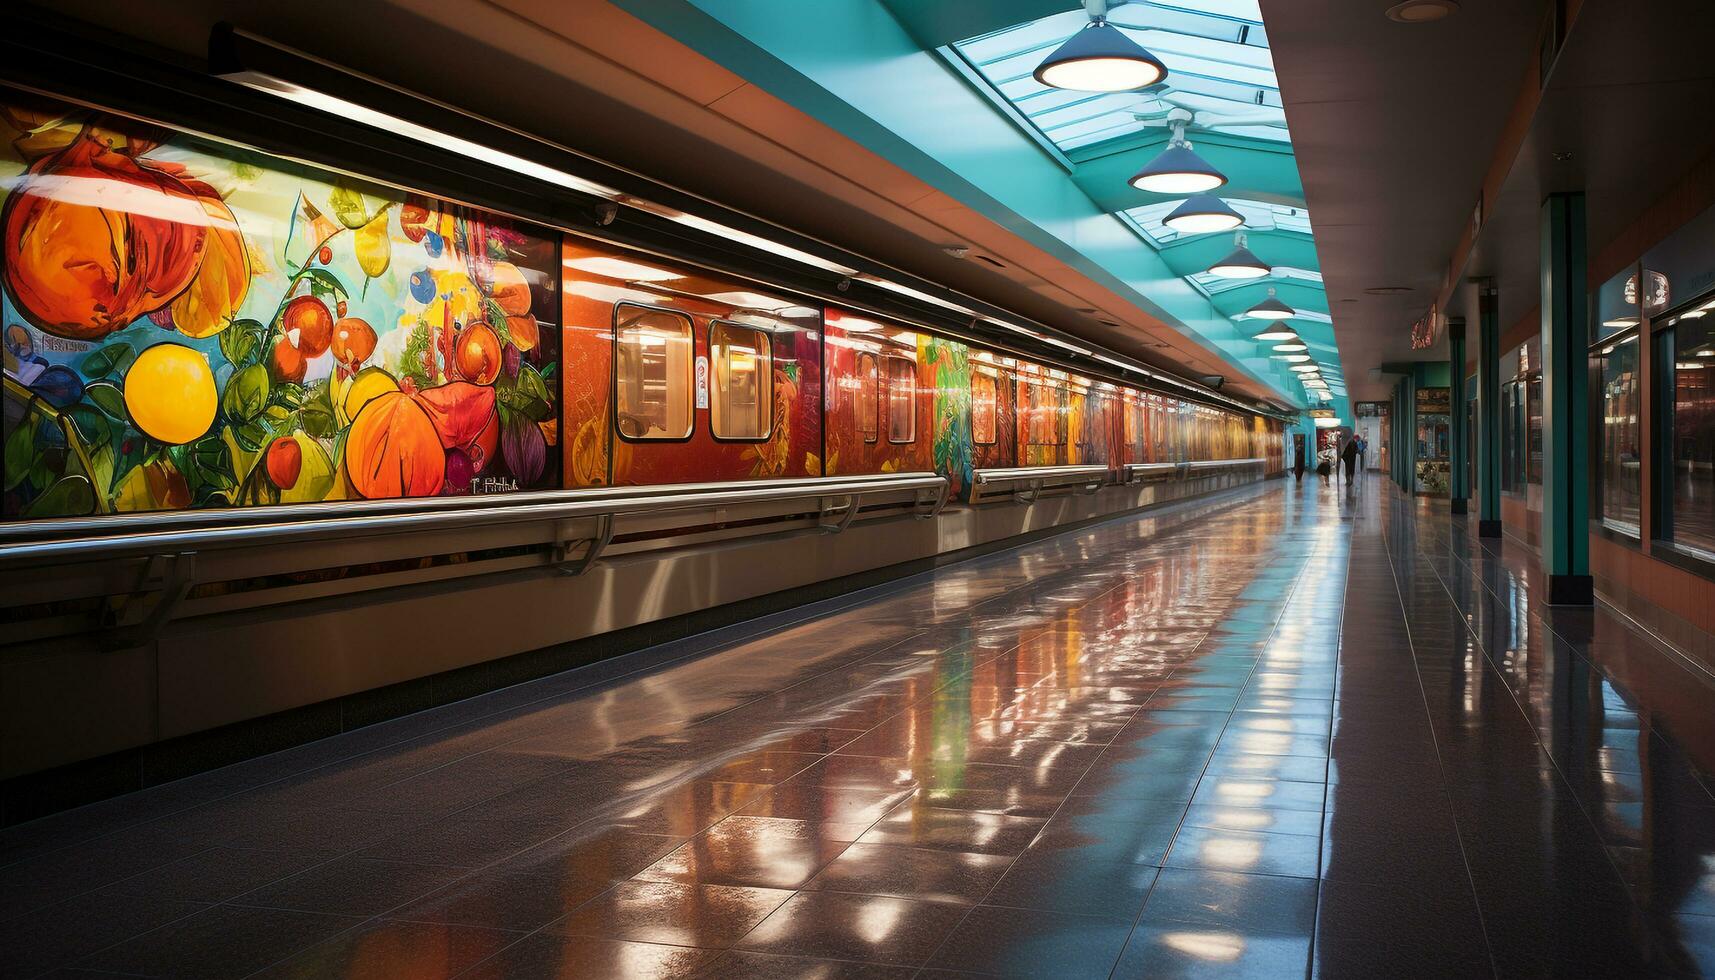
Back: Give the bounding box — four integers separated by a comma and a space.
1245, 287, 1295, 320
1253, 324, 1299, 341
1272, 339, 1308, 353
1280, 353, 1311, 363
1207, 231, 1270, 278
1303, 378, 1330, 389
1129, 113, 1226, 194
1164, 195, 1244, 235
1033, 14, 1168, 92
1291, 363, 1321, 373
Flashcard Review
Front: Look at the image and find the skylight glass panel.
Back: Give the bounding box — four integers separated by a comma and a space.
951, 0, 1283, 154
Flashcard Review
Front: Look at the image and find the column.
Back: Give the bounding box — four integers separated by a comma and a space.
1477, 281, 1502, 536
1402, 373, 1417, 494
1450, 318, 1469, 514
1541, 192, 1592, 604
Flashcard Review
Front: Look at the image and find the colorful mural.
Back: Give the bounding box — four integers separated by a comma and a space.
922, 333, 972, 498
1, 92, 560, 519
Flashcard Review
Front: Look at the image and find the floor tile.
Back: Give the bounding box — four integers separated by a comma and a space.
735, 892, 967, 966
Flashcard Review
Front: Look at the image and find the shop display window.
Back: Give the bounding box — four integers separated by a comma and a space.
1658, 291, 1715, 557
1596, 332, 1643, 534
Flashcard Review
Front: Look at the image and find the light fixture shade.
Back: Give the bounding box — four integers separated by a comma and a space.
1253, 326, 1298, 341
1129, 142, 1227, 194
1280, 353, 1311, 362
1272, 340, 1308, 352
1291, 363, 1321, 373
1303, 379, 1329, 388
1208, 243, 1270, 278
1033, 20, 1168, 92
1245, 287, 1296, 320
1163, 195, 1244, 234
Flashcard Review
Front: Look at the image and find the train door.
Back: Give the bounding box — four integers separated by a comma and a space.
821, 307, 932, 477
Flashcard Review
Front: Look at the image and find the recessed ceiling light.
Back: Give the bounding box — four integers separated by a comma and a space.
1364, 286, 1413, 295
1034, 17, 1168, 92
1385, 0, 1459, 23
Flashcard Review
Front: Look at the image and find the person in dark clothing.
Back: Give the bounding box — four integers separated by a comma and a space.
1341, 436, 1359, 484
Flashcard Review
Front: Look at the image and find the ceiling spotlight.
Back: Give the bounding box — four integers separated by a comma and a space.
1033, 15, 1167, 92
1245, 287, 1296, 320
1385, 0, 1459, 23
1129, 114, 1227, 194
1164, 195, 1244, 235
1273, 340, 1308, 352
1254, 324, 1299, 341
1208, 232, 1270, 278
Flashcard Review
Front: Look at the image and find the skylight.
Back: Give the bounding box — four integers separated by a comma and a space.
951, 1, 1283, 153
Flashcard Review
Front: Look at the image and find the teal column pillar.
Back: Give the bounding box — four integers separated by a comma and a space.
1477, 281, 1502, 536
1394, 382, 1406, 489
1450, 318, 1469, 514
1541, 192, 1592, 604
1402, 373, 1417, 494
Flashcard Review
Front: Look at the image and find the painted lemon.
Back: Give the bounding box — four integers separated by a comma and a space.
123, 342, 217, 444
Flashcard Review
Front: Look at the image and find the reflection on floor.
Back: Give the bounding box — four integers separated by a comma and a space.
2, 474, 1713, 978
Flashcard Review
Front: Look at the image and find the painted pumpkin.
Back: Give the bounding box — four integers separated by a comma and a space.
343, 390, 446, 498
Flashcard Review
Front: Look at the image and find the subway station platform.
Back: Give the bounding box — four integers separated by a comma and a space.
3, 475, 1712, 978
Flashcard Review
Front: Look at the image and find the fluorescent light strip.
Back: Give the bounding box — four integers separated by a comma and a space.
673, 213, 858, 277
227, 73, 625, 200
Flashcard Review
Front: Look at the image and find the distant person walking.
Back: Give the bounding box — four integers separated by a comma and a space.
1342, 436, 1359, 484
1357, 436, 1369, 473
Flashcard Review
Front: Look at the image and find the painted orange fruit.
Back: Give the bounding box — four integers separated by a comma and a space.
454, 322, 502, 385
283, 295, 333, 357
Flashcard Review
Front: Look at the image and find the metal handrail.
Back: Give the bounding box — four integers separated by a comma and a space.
0, 472, 938, 544
1184, 457, 1265, 471
973, 464, 1112, 484
0, 473, 948, 570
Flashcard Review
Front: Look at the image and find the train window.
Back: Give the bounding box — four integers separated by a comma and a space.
710, 322, 773, 440
973, 372, 998, 445
615, 306, 693, 440
856, 352, 879, 443
886, 356, 916, 443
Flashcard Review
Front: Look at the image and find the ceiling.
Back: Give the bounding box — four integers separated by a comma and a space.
615, 0, 1348, 411
1266, 0, 1715, 401
27, 0, 1337, 411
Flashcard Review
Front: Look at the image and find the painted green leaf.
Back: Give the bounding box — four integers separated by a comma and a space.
220, 318, 265, 367
64, 404, 114, 448
300, 268, 349, 304
85, 381, 127, 422
222, 364, 271, 423
80, 342, 133, 378
3, 418, 34, 491
22, 474, 96, 518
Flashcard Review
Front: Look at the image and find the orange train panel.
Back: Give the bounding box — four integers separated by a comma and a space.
559, 238, 822, 487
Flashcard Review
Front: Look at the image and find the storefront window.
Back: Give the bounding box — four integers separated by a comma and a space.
1597, 332, 1642, 533
1660, 293, 1715, 557
1414, 387, 1451, 494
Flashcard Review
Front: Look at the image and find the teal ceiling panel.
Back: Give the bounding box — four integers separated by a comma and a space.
615, 0, 1350, 417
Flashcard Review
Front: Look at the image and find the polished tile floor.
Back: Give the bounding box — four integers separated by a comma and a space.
3, 475, 1714, 978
